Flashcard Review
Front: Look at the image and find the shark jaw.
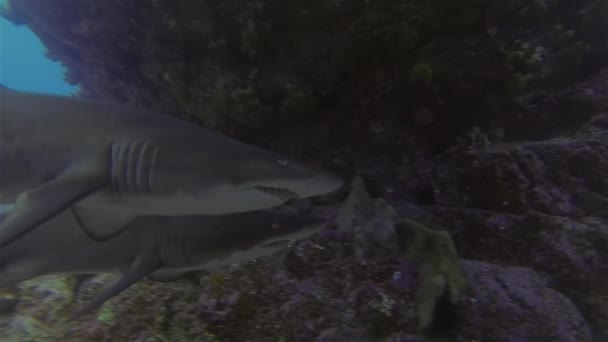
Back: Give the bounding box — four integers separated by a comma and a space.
78, 177, 335, 216
253, 186, 299, 201
169, 218, 324, 273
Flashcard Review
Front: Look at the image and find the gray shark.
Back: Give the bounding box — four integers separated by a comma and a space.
0, 87, 342, 246
0, 206, 325, 318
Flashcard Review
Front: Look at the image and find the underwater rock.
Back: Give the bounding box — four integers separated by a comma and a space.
358, 110, 608, 340
0, 274, 215, 341
456, 260, 592, 342
5, 0, 607, 165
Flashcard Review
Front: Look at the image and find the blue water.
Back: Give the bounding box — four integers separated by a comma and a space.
0, 0, 79, 95
0, 0, 78, 210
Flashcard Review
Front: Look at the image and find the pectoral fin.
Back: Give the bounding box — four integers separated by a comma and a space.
71, 206, 137, 241
70, 245, 160, 320
0, 160, 109, 247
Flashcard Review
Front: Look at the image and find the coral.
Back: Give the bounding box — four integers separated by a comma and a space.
0, 274, 216, 341
334, 177, 467, 329
394, 219, 467, 329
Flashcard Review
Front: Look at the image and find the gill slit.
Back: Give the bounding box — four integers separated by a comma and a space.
125, 141, 142, 193
157, 233, 192, 269
110, 141, 158, 194
148, 143, 159, 194
134, 141, 150, 194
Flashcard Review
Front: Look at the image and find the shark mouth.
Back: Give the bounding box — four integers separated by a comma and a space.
255, 186, 298, 200
259, 239, 292, 249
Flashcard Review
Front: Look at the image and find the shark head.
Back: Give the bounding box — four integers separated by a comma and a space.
229, 149, 343, 202
177, 210, 326, 271
225, 210, 326, 247
147, 138, 344, 215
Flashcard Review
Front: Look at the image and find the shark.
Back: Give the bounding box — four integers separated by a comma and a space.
0, 205, 325, 318
0, 87, 343, 246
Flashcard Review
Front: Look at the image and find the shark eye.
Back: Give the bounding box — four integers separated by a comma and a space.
277, 158, 289, 167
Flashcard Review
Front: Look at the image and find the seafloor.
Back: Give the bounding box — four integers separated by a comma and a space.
0, 0, 607, 341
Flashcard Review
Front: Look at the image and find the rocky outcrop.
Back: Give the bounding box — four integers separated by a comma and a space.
4, 0, 607, 166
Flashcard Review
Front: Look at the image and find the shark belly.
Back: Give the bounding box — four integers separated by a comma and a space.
0, 208, 136, 285
77, 186, 285, 216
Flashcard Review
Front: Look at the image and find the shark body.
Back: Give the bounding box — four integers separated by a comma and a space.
0, 206, 324, 318
0, 88, 342, 246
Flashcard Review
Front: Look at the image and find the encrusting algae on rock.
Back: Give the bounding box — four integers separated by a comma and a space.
334, 176, 467, 329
